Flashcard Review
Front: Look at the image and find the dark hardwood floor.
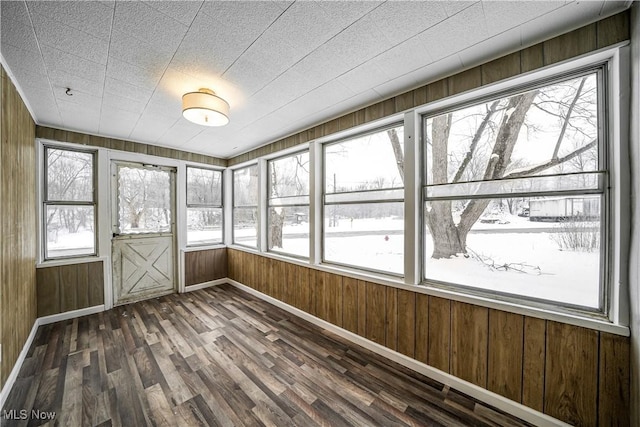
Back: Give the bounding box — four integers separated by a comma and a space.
2, 284, 532, 426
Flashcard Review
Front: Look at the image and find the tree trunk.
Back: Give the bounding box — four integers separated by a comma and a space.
269, 207, 284, 248
427, 93, 537, 258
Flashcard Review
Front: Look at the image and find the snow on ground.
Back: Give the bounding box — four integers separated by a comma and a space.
50, 215, 601, 308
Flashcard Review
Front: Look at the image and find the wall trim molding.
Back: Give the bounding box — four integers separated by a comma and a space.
0, 320, 39, 410
38, 305, 105, 326
184, 279, 227, 292
227, 279, 571, 427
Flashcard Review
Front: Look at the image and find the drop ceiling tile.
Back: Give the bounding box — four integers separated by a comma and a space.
421, 2, 489, 62
141, 88, 181, 121
58, 99, 101, 130
261, 2, 349, 56
1, 16, 38, 53
443, 1, 479, 17
336, 61, 392, 95
129, 112, 179, 143
316, 1, 384, 29
482, 1, 564, 36
99, 108, 140, 138
106, 57, 163, 92
112, 2, 188, 54
104, 77, 154, 103
102, 92, 148, 115
41, 46, 106, 84
27, 1, 114, 40
367, 1, 448, 45
156, 121, 204, 147
367, 35, 435, 81
458, 27, 522, 69
47, 69, 105, 98
53, 86, 102, 110
199, 1, 285, 37
1, 44, 48, 77
142, 0, 203, 26
109, 30, 174, 73
31, 12, 109, 65
1, 1, 31, 27
408, 54, 466, 88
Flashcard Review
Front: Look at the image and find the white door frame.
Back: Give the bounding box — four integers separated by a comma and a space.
102, 151, 186, 309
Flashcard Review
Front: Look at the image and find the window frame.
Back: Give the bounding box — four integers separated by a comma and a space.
266, 149, 310, 259
42, 144, 98, 261
419, 63, 611, 318
231, 164, 259, 249
185, 165, 224, 247
321, 122, 406, 277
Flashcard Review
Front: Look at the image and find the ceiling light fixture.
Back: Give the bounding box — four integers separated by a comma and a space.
182, 88, 229, 126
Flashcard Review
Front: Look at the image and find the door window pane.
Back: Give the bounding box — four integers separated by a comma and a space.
117, 166, 172, 234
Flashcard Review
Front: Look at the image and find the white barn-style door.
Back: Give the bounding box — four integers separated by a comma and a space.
111, 161, 176, 305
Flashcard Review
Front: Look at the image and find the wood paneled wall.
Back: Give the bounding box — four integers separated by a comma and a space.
36, 126, 226, 167
184, 248, 227, 287
35, 261, 104, 317
227, 249, 630, 426
228, 12, 629, 166
0, 65, 37, 388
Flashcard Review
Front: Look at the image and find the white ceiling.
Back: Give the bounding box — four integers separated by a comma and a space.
0, 1, 631, 159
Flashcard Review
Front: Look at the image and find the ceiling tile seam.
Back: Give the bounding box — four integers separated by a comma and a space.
30, 9, 112, 44
240, 0, 392, 99
134, 1, 208, 144
98, 1, 118, 136
138, 0, 204, 27
23, 0, 63, 125
447, 1, 481, 18
220, 1, 296, 78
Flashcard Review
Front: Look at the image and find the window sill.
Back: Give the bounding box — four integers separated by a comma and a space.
183, 243, 226, 252
37, 255, 106, 268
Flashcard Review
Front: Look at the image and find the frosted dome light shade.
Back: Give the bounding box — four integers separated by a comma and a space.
182, 89, 229, 126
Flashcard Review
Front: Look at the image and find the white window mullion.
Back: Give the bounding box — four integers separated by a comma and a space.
258, 158, 268, 252
223, 168, 233, 246
309, 141, 322, 265
404, 111, 421, 285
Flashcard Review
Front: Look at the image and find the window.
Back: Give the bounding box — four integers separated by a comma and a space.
43, 147, 96, 259
233, 165, 259, 248
323, 124, 404, 275
186, 167, 223, 245
267, 151, 310, 258
422, 69, 606, 312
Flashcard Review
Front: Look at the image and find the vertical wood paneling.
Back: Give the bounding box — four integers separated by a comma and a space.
36, 267, 60, 317
520, 44, 544, 73
596, 12, 630, 49
598, 333, 630, 425
428, 296, 450, 373
365, 282, 385, 345
544, 322, 598, 426
414, 294, 429, 364
357, 280, 367, 337
451, 302, 489, 388
342, 277, 359, 334
487, 310, 524, 402
396, 290, 415, 358
323, 272, 342, 327
522, 317, 546, 412
481, 52, 521, 85
448, 67, 482, 96
185, 249, 227, 287
1, 64, 37, 386
88, 261, 104, 307
36, 261, 105, 317
384, 287, 397, 351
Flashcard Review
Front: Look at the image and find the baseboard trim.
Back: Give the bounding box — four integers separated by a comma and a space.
227, 279, 570, 427
184, 279, 227, 292
38, 305, 105, 326
0, 320, 39, 410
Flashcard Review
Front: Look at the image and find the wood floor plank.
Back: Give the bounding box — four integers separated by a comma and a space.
2, 285, 533, 427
